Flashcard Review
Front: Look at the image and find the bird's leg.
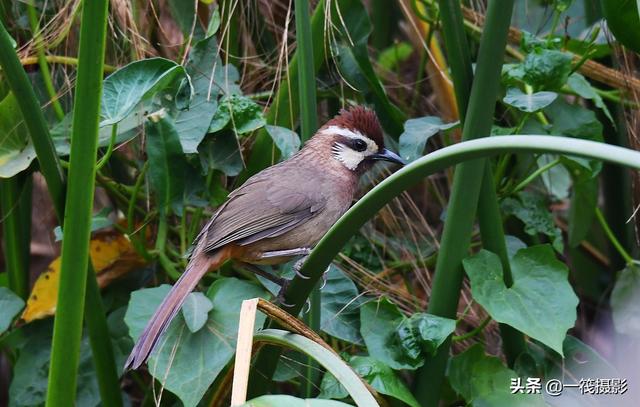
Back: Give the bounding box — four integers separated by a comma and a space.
258, 247, 312, 259
237, 261, 294, 307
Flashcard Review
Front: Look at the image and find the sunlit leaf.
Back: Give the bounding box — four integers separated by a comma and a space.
21, 230, 146, 323
503, 88, 557, 113
0, 92, 35, 178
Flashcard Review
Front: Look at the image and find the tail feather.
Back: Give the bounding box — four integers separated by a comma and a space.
124, 247, 230, 370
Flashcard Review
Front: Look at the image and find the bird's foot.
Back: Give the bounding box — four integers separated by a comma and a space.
292, 255, 311, 279
275, 280, 295, 308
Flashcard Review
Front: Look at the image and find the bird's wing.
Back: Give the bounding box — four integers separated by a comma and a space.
200, 168, 326, 252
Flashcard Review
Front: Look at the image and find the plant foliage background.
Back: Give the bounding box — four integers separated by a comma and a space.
0, 0, 639, 406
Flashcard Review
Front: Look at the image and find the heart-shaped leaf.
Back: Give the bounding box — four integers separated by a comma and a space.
320, 266, 363, 345
503, 88, 557, 112
463, 246, 578, 355
265, 125, 301, 160
101, 58, 187, 126
124, 278, 268, 407
181, 292, 213, 333
399, 116, 458, 162
0, 92, 35, 177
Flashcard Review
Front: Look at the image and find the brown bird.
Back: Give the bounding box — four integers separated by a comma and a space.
125, 106, 404, 370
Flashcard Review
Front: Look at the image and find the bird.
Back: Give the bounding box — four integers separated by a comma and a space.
125, 106, 405, 370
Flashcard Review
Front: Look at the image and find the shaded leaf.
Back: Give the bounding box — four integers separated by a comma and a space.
209, 95, 265, 135
319, 355, 419, 407
399, 116, 458, 162
124, 278, 268, 407
396, 313, 455, 357
265, 125, 301, 160
320, 266, 363, 345
198, 130, 244, 176
463, 246, 578, 355
501, 191, 564, 252
503, 88, 557, 112
101, 58, 187, 126
181, 292, 213, 333
566, 73, 613, 124
448, 344, 545, 406
145, 113, 189, 215
545, 98, 603, 142
611, 266, 640, 337
568, 176, 598, 247
0, 287, 24, 334
522, 49, 573, 90
360, 297, 422, 370
54, 207, 113, 241
601, 0, 640, 52
0, 92, 35, 178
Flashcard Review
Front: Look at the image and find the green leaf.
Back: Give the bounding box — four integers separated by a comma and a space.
265, 125, 301, 160
399, 117, 458, 162
319, 355, 420, 407
568, 176, 598, 247
611, 266, 640, 337
173, 34, 223, 154
463, 246, 578, 355
124, 278, 268, 407
545, 98, 603, 142
168, 0, 204, 39
209, 95, 265, 135
448, 344, 545, 406
0, 287, 24, 334
320, 266, 363, 345
537, 154, 572, 200
360, 297, 422, 370
601, 0, 640, 52
0, 92, 35, 178
377, 42, 413, 71
198, 130, 244, 176
54, 207, 114, 241
522, 49, 573, 90
9, 323, 103, 407
241, 395, 354, 407
181, 292, 213, 333
566, 73, 614, 124
145, 113, 189, 215
396, 313, 456, 357
502, 88, 557, 112
101, 57, 187, 126
501, 191, 564, 252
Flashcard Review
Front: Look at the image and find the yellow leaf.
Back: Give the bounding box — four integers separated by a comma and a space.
21, 231, 146, 323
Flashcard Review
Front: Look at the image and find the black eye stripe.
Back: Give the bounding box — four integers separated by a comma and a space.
352, 138, 367, 152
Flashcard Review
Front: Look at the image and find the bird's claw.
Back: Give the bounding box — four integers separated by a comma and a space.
319, 266, 330, 289
292, 256, 311, 279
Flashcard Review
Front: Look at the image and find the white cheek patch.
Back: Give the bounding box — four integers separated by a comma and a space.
320, 125, 379, 170
331, 143, 365, 170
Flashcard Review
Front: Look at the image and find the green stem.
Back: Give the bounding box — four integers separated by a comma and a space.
19, 55, 118, 73
595, 207, 634, 265
511, 157, 561, 193
414, 1, 519, 404
0, 174, 32, 299
45, 0, 112, 405
96, 124, 118, 170
27, 5, 65, 121
452, 317, 491, 341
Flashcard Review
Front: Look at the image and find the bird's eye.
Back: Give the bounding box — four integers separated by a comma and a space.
352, 139, 367, 152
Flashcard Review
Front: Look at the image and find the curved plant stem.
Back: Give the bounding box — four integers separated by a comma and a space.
512, 157, 562, 194
45, 0, 115, 405
253, 329, 379, 406
249, 135, 640, 395
595, 207, 634, 265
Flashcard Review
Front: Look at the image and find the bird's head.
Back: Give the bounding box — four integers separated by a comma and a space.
313, 106, 405, 173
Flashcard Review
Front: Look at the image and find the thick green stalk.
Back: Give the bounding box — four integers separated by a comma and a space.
27, 5, 64, 120
0, 174, 32, 299
414, 1, 517, 405
0, 21, 65, 210
45, 0, 110, 405
294, 0, 320, 396
241, 0, 326, 180
0, 16, 121, 407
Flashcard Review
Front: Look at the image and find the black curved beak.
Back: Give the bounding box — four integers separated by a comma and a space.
370, 148, 406, 166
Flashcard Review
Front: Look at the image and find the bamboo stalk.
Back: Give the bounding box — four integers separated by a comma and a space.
413, 1, 519, 405
45, 0, 112, 405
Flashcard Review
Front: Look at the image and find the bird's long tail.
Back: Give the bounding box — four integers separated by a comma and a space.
124, 246, 232, 370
